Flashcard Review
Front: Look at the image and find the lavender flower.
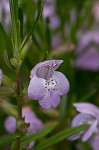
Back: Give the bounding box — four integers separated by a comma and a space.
92, 1, 99, 22
4, 106, 43, 148
75, 31, 99, 71
0, 69, 2, 85
4, 106, 43, 134
68, 103, 99, 142
0, 0, 10, 29
42, 0, 60, 30
4, 116, 16, 133
28, 60, 70, 110
22, 106, 43, 134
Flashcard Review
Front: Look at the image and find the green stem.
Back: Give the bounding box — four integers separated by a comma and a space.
16, 70, 22, 119
16, 136, 20, 150
16, 70, 22, 150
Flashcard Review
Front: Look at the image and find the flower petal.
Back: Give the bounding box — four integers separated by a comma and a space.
39, 90, 60, 109
22, 106, 44, 134
30, 60, 63, 79
68, 113, 96, 141
36, 65, 54, 80
82, 120, 98, 142
53, 71, 70, 96
50, 92, 60, 108
39, 92, 51, 110
68, 133, 81, 141
73, 103, 99, 118
28, 141, 35, 149
29, 118, 43, 133
22, 106, 37, 120
71, 114, 91, 127
4, 116, 16, 133
28, 76, 45, 100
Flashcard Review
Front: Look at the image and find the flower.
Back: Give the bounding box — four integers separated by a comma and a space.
4, 116, 16, 133
68, 103, 99, 142
28, 60, 70, 110
92, 1, 99, 22
4, 106, 43, 149
0, 0, 10, 29
4, 106, 43, 134
42, 0, 60, 30
22, 106, 43, 134
0, 69, 2, 85
75, 31, 99, 71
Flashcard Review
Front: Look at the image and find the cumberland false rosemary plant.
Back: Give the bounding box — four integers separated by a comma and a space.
0, 0, 94, 150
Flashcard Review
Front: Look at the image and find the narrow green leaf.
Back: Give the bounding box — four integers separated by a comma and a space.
0, 123, 57, 147
45, 18, 52, 52
18, 7, 23, 40
17, 20, 21, 49
9, 0, 19, 53
0, 90, 13, 96
21, 122, 57, 147
12, 142, 22, 150
79, 89, 97, 102
19, 39, 31, 61
32, 33, 42, 49
34, 124, 89, 150
0, 23, 13, 52
42, 51, 48, 61
20, 0, 43, 51
11, 141, 17, 150
3, 74, 15, 89
0, 100, 18, 118
0, 135, 14, 147
4, 51, 14, 69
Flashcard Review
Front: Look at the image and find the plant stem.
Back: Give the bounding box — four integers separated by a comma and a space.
16, 70, 22, 119
16, 70, 22, 150
16, 136, 20, 150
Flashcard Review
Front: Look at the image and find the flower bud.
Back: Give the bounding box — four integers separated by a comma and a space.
10, 57, 22, 69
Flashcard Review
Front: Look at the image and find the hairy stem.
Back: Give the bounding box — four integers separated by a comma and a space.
16, 70, 22, 119
16, 70, 22, 150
